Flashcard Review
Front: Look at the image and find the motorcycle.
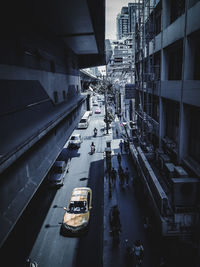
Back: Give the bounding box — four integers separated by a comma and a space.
93, 129, 97, 137
25, 259, 38, 267
109, 206, 121, 246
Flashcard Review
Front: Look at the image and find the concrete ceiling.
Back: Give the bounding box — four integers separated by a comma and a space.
39, 0, 99, 55
0, 0, 105, 65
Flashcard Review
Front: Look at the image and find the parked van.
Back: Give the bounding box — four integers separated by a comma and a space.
78, 111, 90, 129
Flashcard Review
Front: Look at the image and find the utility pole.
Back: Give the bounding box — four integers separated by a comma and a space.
103, 74, 109, 134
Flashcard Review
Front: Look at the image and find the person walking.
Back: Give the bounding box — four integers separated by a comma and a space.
119, 140, 123, 154
124, 167, 130, 186
111, 167, 117, 185
118, 166, 124, 186
117, 152, 121, 165
116, 129, 118, 138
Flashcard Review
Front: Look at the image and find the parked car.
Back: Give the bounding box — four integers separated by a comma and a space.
48, 161, 67, 188
61, 187, 92, 234
68, 134, 82, 148
95, 108, 101, 114
93, 101, 98, 106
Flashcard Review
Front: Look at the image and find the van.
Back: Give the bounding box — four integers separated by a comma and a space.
78, 111, 90, 129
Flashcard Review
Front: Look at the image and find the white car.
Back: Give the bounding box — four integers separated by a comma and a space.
48, 161, 67, 188
93, 101, 98, 106
68, 134, 82, 148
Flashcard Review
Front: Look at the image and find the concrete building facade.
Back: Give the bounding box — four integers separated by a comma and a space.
132, 0, 200, 242
135, 0, 200, 176
0, 0, 105, 248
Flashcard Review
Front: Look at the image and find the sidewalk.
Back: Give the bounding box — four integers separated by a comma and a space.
103, 119, 154, 267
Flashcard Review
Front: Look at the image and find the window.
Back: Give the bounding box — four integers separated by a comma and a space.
165, 100, 179, 144
170, 0, 185, 24
168, 41, 183, 80
194, 39, 200, 80
63, 90, 66, 99
188, 107, 200, 163
53, 91, 58, 103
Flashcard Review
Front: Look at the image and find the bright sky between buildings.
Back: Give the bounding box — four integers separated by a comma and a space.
106, 0, 133, 40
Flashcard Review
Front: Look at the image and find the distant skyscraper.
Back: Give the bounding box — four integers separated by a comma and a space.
128, 3, 137, 33
116, 7, 129, 40
116, 2, 140, 39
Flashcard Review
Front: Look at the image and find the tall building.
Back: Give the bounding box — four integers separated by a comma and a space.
134, 0, 200, 239
128, 2, 142, 33
116, 9, 129, 40
117, 2, 142, 39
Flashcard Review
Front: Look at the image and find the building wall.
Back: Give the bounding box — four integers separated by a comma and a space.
135, 0, 200, 173
0, 33, 86, 247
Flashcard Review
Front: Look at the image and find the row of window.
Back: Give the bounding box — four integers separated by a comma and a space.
53, 85, 79, 103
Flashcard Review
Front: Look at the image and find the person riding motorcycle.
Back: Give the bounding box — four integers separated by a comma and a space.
93, 127, 98, 136
25, 259, 38, 267
91, 142, 95, 154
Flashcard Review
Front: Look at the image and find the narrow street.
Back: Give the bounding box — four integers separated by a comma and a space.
0, 103, 198, 267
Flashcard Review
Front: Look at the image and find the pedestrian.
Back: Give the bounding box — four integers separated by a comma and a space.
117, 152, 121, 165
116, 129, 118, 138
124, 167, 130, 186
133, 240, 144, 265
111, 167, 117, 184
118, 166, 124, 186
119, 140, 123, 153
107, 163, 111, 181
124, 139, 128, 153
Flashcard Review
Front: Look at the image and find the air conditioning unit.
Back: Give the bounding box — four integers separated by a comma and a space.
164, 162, 175, 180
172, 178, 199, 207
174, 166, 188, 178
158, 153, 170, 170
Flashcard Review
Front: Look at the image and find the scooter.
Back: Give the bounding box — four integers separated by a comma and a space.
25, 259, 38, 267
109, 206, 121, 246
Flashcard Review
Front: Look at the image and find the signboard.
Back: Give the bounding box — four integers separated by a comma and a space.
125, 84, 137, 99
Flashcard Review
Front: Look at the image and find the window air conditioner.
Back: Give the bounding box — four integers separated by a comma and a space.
172, 178, 199, 207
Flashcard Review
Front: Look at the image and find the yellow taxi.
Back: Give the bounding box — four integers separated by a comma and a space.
61, 187, 92, 234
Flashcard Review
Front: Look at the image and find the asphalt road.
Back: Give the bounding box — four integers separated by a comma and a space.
1, 101, 197, 267
0, 102, 106, 267
29, 105, 106, 267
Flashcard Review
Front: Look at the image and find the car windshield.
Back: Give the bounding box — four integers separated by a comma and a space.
71, 136, 78, 140
80, 119, 86, 123
52, 166, 63, 174
68, 201, 87, 213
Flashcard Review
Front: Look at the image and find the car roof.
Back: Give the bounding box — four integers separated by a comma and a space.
54, 161, 66, 167
71, 134, 80, 137
70, 187, 91, 202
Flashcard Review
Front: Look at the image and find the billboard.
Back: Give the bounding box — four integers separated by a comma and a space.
125, 83, 137, 99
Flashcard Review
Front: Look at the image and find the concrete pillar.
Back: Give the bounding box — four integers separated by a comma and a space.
162, 0, 171, 29
159, 97, 165, 148
178, 104, 189, 163
161, 49, 168, 80
184, 37, 195, 80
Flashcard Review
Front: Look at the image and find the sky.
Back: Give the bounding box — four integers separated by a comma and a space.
106, 0, 132, 40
